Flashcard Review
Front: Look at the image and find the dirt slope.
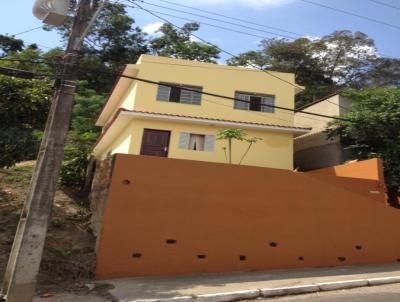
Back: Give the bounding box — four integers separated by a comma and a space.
0, 161, 96, 295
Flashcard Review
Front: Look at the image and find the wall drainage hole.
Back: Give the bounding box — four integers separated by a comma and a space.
269, 242, 278, 247
122, 180, 131, 185
298, 257, 304, 261
132, 253, 142, 259
338, 257, 346, 262
166, 239, 177, 244
397, 259, 400, 262
197, 255, 207, 260
239, 255, 247, 261
355, 245, 362, 250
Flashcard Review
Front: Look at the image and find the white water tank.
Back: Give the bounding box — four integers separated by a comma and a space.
33, 0, 71, 26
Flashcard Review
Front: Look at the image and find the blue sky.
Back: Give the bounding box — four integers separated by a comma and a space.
1, 0, 399, 62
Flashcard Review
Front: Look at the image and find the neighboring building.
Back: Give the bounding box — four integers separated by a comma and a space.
93, 55, 310, 170
294, 93, 355, 171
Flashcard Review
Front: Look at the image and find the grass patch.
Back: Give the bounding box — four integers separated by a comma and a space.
48, 248, 72, 259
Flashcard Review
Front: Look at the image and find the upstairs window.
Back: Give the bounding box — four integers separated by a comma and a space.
157, 83, 202, 105
234, 92, 275, 113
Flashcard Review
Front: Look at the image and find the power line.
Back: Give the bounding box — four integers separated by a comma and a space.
130, 6, 273, 40
0, 57, 319, 126
147, 0, 303, 37
117, 60, 348, 121
128, 0, 305, 91
118, 73, 349, 121
300, 0, 400, 30
0, 58, 59, 65
0, 56, 352, 126
12, 26, 44, 36
135, 0, 297, 39
201, 96, 316, 127
369, 0, 400, 10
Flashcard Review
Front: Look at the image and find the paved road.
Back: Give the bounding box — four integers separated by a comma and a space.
267, 283, 400, 301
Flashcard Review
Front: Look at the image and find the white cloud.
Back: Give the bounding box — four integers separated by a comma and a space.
142, 22, 163, 35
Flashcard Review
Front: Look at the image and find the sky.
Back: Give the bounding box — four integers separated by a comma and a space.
1, 0, 399, 62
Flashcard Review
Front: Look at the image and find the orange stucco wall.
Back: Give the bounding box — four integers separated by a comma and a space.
95, 155, 400, 279
308, 158, 384, 182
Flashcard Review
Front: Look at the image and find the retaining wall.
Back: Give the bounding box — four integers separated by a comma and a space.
94, 155, 399, 279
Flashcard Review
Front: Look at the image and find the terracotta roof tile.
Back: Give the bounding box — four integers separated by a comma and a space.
121, 109, 311, 131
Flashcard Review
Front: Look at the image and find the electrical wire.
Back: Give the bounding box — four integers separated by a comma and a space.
300, 0, 400, 30
12, 26, 44, 36
369, 0, 400, 10
135, 0, 297, 39
123, 4, 280, 40
118, 73, 350, 121
128, 0, 358, 116
0, 55, 346, 122
148, 0, 303, 37
201, 96, 314, 128
127, 0, 305, 91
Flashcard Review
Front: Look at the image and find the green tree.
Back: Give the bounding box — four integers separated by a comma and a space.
0, 35, 24, 57
0, 61, 52, 167
228, 30, 379, 108
150, 22, 220, 63
47, 2, 148, 94
60, 88, 104, 187
327, 88, 400, 207
356, 57, 400, 87
217, 129, 261, 165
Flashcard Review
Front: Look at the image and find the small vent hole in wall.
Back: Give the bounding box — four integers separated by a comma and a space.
197, 255, 207, 260
298, 257, 304, 261
132, 253, 142, 259
355, 245, 362, 250
397, 259, 400, 262
166, 239, 177, 244
338, 257, 346, 262
239, 255, 247, 261
122, 180, 131, 185
269, 242, 278, 247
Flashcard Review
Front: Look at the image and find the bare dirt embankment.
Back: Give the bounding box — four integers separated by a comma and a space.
0, 161, 104, 297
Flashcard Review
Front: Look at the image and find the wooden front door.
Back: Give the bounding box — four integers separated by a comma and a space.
140, 129, 171, 157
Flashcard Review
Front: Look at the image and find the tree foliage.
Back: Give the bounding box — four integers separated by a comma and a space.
327, 88, 400, 206
0, 49, 53, 167
150, 22, 220, 63
227, 30, 398, 108
0, 35, 24, 57
217, 129, 261, 165
48, 2, 148, 94
60, 89, 104, 186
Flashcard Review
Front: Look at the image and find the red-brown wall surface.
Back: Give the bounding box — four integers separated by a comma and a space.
95, 155, 400, 279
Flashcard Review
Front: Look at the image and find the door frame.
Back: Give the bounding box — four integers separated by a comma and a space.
140, 128, 171, 157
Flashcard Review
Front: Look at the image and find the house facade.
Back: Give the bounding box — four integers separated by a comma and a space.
93, 55, 309, 170
294, 94, 355, 171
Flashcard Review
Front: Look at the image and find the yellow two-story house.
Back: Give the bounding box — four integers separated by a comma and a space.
93, 55, 310, 170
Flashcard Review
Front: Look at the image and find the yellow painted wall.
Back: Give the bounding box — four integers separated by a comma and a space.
133, 56, 295, 126
100, 55, 298, 128
107, 124, 134, 156
101, 118, 293, 170
105, 82, 139, 129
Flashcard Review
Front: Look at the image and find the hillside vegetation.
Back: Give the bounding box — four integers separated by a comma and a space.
0, 161, 96, 295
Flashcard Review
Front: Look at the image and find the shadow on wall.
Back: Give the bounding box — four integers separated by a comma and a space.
93, 155, 399, 279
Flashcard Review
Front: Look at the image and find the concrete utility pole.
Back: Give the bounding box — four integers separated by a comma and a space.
1, 1, 100, 301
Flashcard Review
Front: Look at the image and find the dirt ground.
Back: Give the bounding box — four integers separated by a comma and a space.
0, 161, 105, 297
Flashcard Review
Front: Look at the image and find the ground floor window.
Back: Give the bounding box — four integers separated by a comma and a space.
189, 134, 205, 151
178, 132, 215, 152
